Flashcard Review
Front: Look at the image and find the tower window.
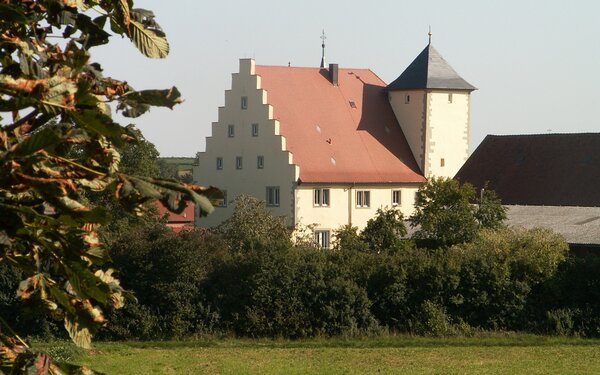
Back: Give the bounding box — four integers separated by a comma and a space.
228, 124, 235, 137
236, 156, 243, 169
241, 96, 248, 110
257, 155, 264, 169
405, 94, 410, 104
252, 123, 259, 137
448, 93, 453, 103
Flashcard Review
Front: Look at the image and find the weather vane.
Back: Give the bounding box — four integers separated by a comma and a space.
320, 29, 327, 68
428, 25, 432, 44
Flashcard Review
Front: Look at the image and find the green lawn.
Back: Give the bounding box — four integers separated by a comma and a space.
70, 335, 600, 374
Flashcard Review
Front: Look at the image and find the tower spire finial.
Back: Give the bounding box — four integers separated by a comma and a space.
320, 29, 327, 68
428, 26, 432, 45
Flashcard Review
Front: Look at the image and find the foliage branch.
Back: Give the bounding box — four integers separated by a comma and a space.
0, 1, 221, 373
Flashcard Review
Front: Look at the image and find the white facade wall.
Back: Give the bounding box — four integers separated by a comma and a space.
295, 185, 420, 233
194, 59, 299, 227
388, 89, 471, 178
388, 90, 426, 173
426, 91, 470, 178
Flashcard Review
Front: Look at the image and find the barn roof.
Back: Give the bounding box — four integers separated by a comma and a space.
455, 133, 600, 206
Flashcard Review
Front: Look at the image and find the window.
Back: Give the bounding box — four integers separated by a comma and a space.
266, 186, 280, 206
440, 158, 445, 167
216, 157, 223, 170
257, 155, 264, 169
236, 156, 243, 169
314, 230, 331, 249
228, 124, 235, 137
405, 94, 410, 104
252, 123, 259, 137
448, 93, 453, 103
313, 188, 330, 207
217, 190, 227, 207
356, 190, 370, 208
241, 96, 248, 109
392, 190, 401, 206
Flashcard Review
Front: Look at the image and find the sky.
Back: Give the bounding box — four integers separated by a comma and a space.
92, 0, 600, 157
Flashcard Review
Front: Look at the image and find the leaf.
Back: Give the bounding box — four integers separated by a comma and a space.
70, 110, 125, 144
64, 317, 92, 349
64, 262, 111, 303
42, 76, 78, 113
0, 4, 28, 24
75, 13, 111, 47
123, 87, 182, 108
12, 126, 62, 157
128, 19, 169, 58
130, 176, 163, 199
116, 0, 131, 29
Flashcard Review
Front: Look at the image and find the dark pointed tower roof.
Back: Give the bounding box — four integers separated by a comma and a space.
387, 43, 476, 91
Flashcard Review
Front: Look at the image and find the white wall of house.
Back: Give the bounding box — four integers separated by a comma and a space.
295, 184, 420, 233
194, 59, 299, 227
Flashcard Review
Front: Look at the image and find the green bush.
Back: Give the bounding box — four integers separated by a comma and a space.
531, 254, 600, 337
100, 224, 227, 339
360, 207, 408, 253
449, 228, 568, 330
203, 247, 379, 338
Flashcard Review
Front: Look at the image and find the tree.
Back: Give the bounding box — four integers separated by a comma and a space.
217, 195, 291, 252
410, 178, 505, 247
332, 224, 365, 252
0, 1, 221, 373
360, 207, 408, 253
474, 183, 507, 230
90, 130, 166, 245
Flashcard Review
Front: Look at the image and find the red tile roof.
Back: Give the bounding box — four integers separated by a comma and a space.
157, 202, 195, 224
255, 65, 425, 184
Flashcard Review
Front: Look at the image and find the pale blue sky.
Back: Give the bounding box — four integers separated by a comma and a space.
93, 0, 600, 157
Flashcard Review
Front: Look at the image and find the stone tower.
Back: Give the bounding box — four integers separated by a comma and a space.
387, 40, 476, 178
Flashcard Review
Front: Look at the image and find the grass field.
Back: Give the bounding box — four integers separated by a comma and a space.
68, 335, 600, 374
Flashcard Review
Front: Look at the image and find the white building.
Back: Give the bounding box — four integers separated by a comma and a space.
194, 39, 476, 248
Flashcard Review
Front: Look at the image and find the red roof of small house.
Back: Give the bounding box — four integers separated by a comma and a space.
157, 202, 195, 224
255, 65, 425, 184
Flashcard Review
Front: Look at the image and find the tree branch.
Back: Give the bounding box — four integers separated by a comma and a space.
2, 109, 39, 132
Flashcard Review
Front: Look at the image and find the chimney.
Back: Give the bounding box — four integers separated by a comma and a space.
328, 63, 338, 86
